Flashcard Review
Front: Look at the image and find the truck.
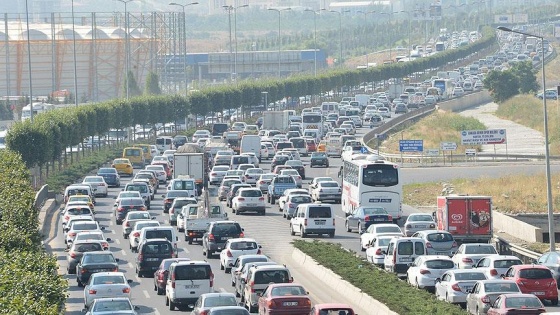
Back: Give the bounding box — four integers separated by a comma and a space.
354, 94, 370, 110
211, 123, 229, 136
224, 131, 242, 154
432, 79, 454, 100
173, 150, 206, 192
435, 195, 492, 244
240, 135, 262, 161
263, 111, 290, 132
204, 139, 229, 157
183, 204, 228, 244
387, 83, 404, 101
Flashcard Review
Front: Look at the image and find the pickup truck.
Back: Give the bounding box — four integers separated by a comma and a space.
183, 204, 228, 244
267, 175, 298, 204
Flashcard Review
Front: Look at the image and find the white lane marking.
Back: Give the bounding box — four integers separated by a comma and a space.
154, 310, 161, 315
218, 287, 226, 293
109, 213, 114, 218
143, 290, 150, 298
128, 262, 133, 268
335, 215, 345, 220
121, 249, 127, 256
115, 238, 120, 244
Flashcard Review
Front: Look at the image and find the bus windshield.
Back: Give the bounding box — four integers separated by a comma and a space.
302, 115, 321, 123
362, 164, 398, 187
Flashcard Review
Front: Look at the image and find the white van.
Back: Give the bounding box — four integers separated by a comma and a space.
321, 102, 339, 116
303, 129, 319, 142
383, 237, 426, 278
134, 226, 179, 254
156, 136, 173, 154
230, 155, 250, 171
290, 204, 335, 238
166, 261, 213, 310
240, 135, 262, 161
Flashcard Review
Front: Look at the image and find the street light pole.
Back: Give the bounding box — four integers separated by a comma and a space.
170, 2, 199, 95
329, 10, 344, 66
358, 10, 375, 68
24, 0, 33, 122
304, 9, 319, 76
234, 4, 248, 81
498, 26, 555, 251
268, 8, 291, 77
117, 0, 136, 100
223, 5, 234, 80
71, 0, 79, 106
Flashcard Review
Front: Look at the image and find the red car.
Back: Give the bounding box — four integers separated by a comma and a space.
487, 293, 546, 315
310, 303, 356, 315
152, 162, 172, 179
272, 165, 292, 175
153, 258, 191, 295
502, 265, 558, 305
305, 139, 317, 153
257, 283, 311, 315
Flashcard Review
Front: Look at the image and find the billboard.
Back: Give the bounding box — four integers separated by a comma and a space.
461, 129, 507, 145
430, 4, 442, 20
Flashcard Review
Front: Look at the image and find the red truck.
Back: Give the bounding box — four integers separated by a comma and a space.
436, 195, 492, 244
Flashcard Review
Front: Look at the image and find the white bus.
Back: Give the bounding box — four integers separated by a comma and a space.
301, 112, 323, 139
21, 102, 55, 121
342, 157, 402, 223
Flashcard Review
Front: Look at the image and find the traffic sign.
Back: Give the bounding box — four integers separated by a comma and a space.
426, 149, 439, 156
399, 140, 424, 152
465, 149, 477, 157
461, 129, 507, 145
360, 146, 369, 154
440, 142, 457, 151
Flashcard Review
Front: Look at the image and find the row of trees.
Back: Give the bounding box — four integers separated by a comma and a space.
0, 150, 66, 313
483, 61, 540, 103
6, 27, 496, 170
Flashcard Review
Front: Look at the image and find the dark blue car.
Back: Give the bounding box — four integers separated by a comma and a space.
97, 167, 121, 187
345, 207, 392, 233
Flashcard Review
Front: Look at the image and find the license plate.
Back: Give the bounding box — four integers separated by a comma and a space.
223, 236, 232, 240
185, 285, 200, 289
90, 269, 102, 273
414, 225, 426, 228
374, 218, 385, 221
436, 252, 448, 255
533, 291, 545, 296
283, 302, 298, 306
399, 258, 413, 262
247, 204, 257, 207
315, 221, 326, 225
146, 258, 159, 261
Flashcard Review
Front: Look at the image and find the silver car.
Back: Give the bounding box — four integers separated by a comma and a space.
218, 179, 242, 201
256, 173, 275, 193
404, 213, 437, 236
411, 230, 458, 256
435, 269, 487, 306
465, 280, 521, 315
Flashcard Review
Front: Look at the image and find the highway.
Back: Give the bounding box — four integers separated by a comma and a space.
43, 120, 560, 314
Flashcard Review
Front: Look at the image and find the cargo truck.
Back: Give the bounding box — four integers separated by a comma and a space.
435, 195, 492, 244
173, 152, 205, 193
263, 111, 290, 132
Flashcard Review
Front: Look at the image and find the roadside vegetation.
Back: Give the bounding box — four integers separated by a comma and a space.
379, 111, 485, 154
293, 240, 468, 315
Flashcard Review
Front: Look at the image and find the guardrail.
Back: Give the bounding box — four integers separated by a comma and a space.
494, 235, 540, 263
34, 184, 49, 210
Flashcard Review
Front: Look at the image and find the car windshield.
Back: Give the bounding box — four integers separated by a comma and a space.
425, 259, 455, 269
222, 180, 242, 188
320, 182, 339, 188
464, 245, 497, 254
92, 300, 133, 311
408, 214, 433, 222
247, 169, 263, 174
281, 170, 299, 176
519, 268, 552, 279
128, 212, 151, 220
254, 270, 289, 284
230, 241, 258, 250
93, 275, 125, 285
74, 242, 103, 252
67, 208, 91, 215
73, 223, 98, 231
426, 233, 454, 242
135, 222, 159, 230
98, 168, 116, 174
213, 166, 230, 172
75, 233, 103, 241
484, 282, 519, 293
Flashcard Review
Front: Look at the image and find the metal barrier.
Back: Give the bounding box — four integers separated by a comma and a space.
34, 184, 49, 210
494, 235, 540, 264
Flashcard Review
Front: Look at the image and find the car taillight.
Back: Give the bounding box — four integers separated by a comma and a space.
288, 203, 295, 208
81, 268, 87, 273
88, 289, 97, 294
99, 183, 105, 186
451, 283, 461, 291
111, 164, 115, 168
481, 295, 490, 304
304, 219, 308, 226
226, 250, 233, 257
257, 248, 261, 254
138, 254, 143, 262
250, 281, 255, 292
239, 232, 244, 238
375, 248, 382, 255
124, 221, 130, 227
200, 311, 209, 315
102, 242, 108, 248
70, 252, 77, 258
69, 232, 76, 237
171, 272, 176, 288
452, 241, 458, 248
208, 234, 215, 241
258, 180, 264, 184
64, 215, 70, 221
238, 198, 245, 201
117, 207, 125, 212
259, 197, 264, 201
462, 258, 473, 263
133, 232, 140, 238
164, 199, 171, 203
211, 173, 216, 176
419, 269, 431, 275
426, 242, 432, 248
267, 300, 276, 308
429, 223, 436, 228
550, 280, 557, 287
489, 269, 498, 276
140, 206, 146, 211
170, 208, 174, 214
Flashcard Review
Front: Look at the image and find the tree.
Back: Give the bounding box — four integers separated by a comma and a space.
123, 70, 142, 98
510, 61, 539, 94
144, 71, 162, 95
483, 70, 519, 103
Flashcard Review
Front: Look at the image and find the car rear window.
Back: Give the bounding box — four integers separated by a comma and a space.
174, 264, 212, 280
425, 260, 455, 269
320, 182, 339, 188
213, 224, 242, 235
426, 232, 454, 242
230, 241, 258, 250
494, 259, 522, 268
145, 230, 172, 242
232, 157, 249, 164
93, 275, 125, 285
484, 282, 519, 293
275, 176, 294, 184
75, 243, 103, 252
455, 272, 487, 281
276, 142, 293, 150
67, 208, 92, 215
254, 270, 289, 284
240, 190, 262, 197
143, 242, 173, 254
125, 148, 142, 156
74, 223, 98, 230
464, 245, 497, 255
168, 191, 191, 198
126, 185, 147, 193
308, 207, 331, 218
519, 268, 553, 279
377, 226, 401, 234
121, 198, 144, 206
291, 196, 312, 203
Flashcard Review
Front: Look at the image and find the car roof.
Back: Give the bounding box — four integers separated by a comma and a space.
508, 264, 549, 271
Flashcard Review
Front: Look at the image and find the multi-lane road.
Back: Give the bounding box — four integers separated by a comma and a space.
43, 121, 560, 314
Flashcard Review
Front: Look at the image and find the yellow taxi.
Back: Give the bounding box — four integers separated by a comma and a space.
317, 141, 327, 152
66, 195, 95, 211
243, 125, 259, 135
135, 144, 153, 163
111, 158, 134, 176
122, 147, 145, 168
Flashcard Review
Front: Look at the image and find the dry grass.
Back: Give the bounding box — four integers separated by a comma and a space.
403, 173, 560, 214
380, 111, 485, 153
537, 43, 560, 86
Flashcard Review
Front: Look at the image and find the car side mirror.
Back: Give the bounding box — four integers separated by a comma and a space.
500, 274, 505, 278
465, 289, 472, 293
127, 279, 133, 284
115, 258, 120, 262
64, 248, 69, 252
106, 238, 112, 242
100, 227, 105, 230
161, 194, 166, 198
241, 279, 246, 284
359, 230, 365, 235
81, 308, 88, 313
435, 278, 441, 283
229, 263, 234, 267
152, 216, 156, 220
134, 306, 140, 310
64, 228, 69, 232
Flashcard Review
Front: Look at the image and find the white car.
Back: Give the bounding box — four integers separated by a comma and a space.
434, 269, 487, 305
452, 87, 465, 97
232, 188, 266, 215
310, 181, 341, 203
472, 255, 522, 279
192, 130, 211, 142
209, 165, 230, 185
121, 211, 154, 239
231, 122, 247, 131
278, 188, 309, 211
359, 223, 403, 251
219, 238, 261, 273
83, 272, 132, 308
256, 173, 276, 193
282, 194, 313, 220
308, 177, 334, 192
82, 176, 108, 197
74, 231, 111, 251
225, 170, 245, 181
365, 235, 395, 267
65, 221, 104, 247
280, 169, 303, 188
452, 243, 498, 269
241, 152, 259, 167
113, 191, 142, 209
377, 107, 391, 118
340, 123, 355, 135
62, 205, 95, 227
262, 142, 276, 157
403, 213, 437, 236
260, 144, 269, 160
406, 255, 456, 290
145, 164, 167, 184
281, 148, 301, 161
243, 168, 264, 185
128, 220, 160, 252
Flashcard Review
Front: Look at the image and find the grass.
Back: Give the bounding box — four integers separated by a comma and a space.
293, 240, 468, 315
403, 173, 560, 214
378, 111, 485, 153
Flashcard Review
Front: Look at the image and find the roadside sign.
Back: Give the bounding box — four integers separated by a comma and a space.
465, 149, 477, 157
426, 149, 439, 156
360, 146, 369, 154
440, 142, 457, 151
399, 140, 424, 152
461, 129, 507, 145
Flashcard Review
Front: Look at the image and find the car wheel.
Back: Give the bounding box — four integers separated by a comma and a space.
552, 298, 559, 306
206, 249, 212, 258
260, 210, 265, 216
157, 286, 164, 295
290, 225, 295, 236
329, 232, 335, 238
168, 298, 175, 310
77, 278, 84, 287
300, 226, 306, 238
220, 262, 225, 270
345, 221, 352, 232
357, 223, 362, 234
235, 290, 240, 297
225, 267, 231, 274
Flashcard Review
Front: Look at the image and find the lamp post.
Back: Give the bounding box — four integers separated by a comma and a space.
24, 0, 33, 122
223, 4, 248, 81
170, 2, 198, 95
268, 8, 291, 77
117, 0, 136, 100
71, 0, 79, 106
498, 26, 555, 251
323, 9, 349, 67
304, 9, 319, 76
399, 10, 413, 60
357, 10, 375, 68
